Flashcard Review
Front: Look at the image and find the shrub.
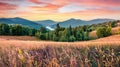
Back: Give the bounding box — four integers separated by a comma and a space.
118, 28, 120, 34
69, 35, 76, 42
97, 26, 112, 38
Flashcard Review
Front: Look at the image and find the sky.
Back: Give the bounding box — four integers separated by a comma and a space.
0, 0, 120, 21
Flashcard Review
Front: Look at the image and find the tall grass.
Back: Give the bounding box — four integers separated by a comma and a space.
0, 44, 120, 67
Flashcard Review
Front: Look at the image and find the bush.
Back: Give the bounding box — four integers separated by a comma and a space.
59, 36, 67, 42
69, 35, 76, 42
35, 32, 46, 40
97, 26, 112, 38
118, 28, 120, 34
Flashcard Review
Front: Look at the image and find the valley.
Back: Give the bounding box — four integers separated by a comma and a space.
0, 18, 120, 67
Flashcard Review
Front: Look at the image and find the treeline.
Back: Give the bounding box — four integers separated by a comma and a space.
35, 21, 119, 42
0, 23, 37, 36
86, 21, 118, 31
0, 20, 119, 42
35, 24, 90, 42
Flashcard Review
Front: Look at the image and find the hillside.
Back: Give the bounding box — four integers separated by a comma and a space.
89, 26, 120, 38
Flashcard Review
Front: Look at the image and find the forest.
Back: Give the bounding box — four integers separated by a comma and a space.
0, 21, 118, 42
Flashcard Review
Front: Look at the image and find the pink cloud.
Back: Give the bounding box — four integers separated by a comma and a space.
0, 2, 17, 10
80, 0, 120, 7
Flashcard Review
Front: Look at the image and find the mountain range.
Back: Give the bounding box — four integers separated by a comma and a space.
49, 18, 114, 28
0, 17, 43, 29
36, 20, 56, 26
0, 17, 115, 30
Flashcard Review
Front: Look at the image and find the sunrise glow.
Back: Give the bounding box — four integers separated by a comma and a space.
0, 0, 120, 21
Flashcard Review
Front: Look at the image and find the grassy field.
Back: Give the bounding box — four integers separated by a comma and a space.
0, 36, 38, 41
0, 27, 120, 67
0, 44, 120, 67
0, 35, 120, 67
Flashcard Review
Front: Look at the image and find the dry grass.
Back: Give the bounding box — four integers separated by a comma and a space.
0, 35, 120, 67
112, 27, 120, 34
0, 36, 38, 41
0, 35, 120, 48
0, 41, 120, 67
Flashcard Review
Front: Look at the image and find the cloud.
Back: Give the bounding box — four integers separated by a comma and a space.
29, 0, 41, 4
37, 0, 120, 7
58, 4, 88, 13
0, 0, 120, 21
0, 2, 17, 10
70, 0, 120, 7
29, 4, 61, 13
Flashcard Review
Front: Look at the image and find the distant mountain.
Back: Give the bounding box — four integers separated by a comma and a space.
86, 19, 114, 24
50, 18, 114, 28
0, 17, 43, 29
0, 17, 115, 30
36, 20, 56, 26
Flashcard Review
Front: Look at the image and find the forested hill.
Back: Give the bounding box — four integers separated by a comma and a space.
0, 20, 119, 42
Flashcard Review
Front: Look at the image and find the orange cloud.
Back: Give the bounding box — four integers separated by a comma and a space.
29, 4, 61, 12
29, 0, 42, 4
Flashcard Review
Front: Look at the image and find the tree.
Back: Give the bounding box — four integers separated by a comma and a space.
49, 31, 54, 40
13, 25, 23, 35
40, 27, 47, 33
105, 26, 112, 36
55, 24, 61, 36
0, 23, 9, 35
59, 36, 67, 42
84, 32, 89, 40
45, 32, 49, 40
69, 35, 76, 42
65, 28, 71, 41
81, 25, 87, 31
111, 21, 117, 27
97, 27, 106, 38
29, 28, 36, 36
0, 23, 38, 36
53, 34, 58, 41
9, 28, 13, 35
76, 31, 83, 41
118, 28, 120, 34
35, 32, 46, 40
69, 25, 72, 35
97, 26, 112, 38
0, 24, 2, 35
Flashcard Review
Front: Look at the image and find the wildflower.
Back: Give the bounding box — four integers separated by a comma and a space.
18, 49, 23, 55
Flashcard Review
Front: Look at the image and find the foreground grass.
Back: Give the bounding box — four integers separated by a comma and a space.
0, 44, 120, 67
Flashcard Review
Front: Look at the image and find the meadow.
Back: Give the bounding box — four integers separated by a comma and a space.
0, 43, 120, 67
0, 35, 120, 67
0, 21, 120, 67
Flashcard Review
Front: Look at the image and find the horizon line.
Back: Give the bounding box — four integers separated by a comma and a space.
0, 17, 119, 22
